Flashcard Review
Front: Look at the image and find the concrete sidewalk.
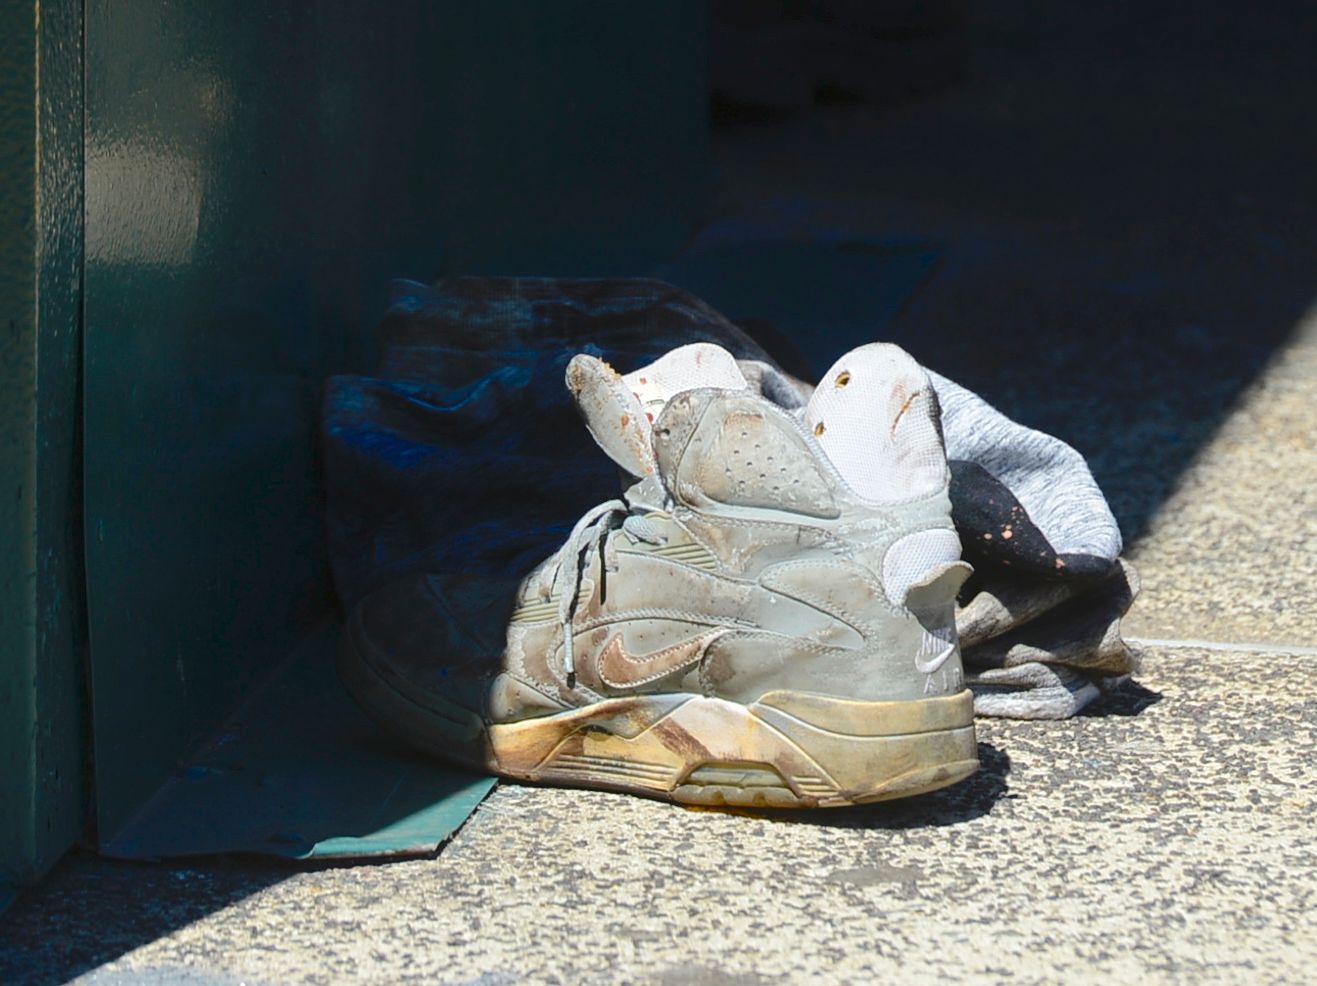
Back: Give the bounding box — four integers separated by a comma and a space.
3, 640, 1313, 983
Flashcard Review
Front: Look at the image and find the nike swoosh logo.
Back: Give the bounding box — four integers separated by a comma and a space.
914, 633, 956, 674
597, 629, 725, 689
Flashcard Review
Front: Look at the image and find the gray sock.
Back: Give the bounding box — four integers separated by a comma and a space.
960, 560, 1141, 718
928, 370, 1123, 579
967, 663, 1106, 720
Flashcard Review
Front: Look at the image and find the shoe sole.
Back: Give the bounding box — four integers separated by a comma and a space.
339, 626, 978, 809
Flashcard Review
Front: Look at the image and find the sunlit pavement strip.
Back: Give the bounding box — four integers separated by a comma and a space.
1129, 637, 1317, 657
1122, 310, 1317, 648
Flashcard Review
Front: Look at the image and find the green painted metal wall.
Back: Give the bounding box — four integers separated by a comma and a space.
0, 0, 87, 889
81, 2, 709, 844
1, 0, 708, 885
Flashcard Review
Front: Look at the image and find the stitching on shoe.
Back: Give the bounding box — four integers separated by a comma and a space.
704, 628, 848, 657
761, 558, 905, 621
575, 607, 732, 628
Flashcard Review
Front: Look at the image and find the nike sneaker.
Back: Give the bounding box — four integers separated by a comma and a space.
339, 342, 978, 807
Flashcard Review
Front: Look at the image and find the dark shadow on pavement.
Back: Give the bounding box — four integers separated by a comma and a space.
0, 853, 286, 986
0, 849, 448, 986
1081, 679, 1164, 718
758, 742, 1011, 831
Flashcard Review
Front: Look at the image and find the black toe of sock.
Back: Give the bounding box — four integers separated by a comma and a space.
1053, 553, 1116, 579
949, 460, 1113, 580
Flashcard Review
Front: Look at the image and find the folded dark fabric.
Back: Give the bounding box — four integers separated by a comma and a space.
324, 277, 774, 621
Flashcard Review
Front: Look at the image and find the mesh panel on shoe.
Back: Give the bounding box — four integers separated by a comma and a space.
882, 528, 964, 604
804, 344, 947, 503
622, 343, 749, 414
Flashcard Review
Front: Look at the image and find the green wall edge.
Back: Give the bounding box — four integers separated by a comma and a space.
0, 0, 88, 888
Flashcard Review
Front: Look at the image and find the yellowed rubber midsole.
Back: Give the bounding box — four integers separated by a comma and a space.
489, 690, 977, 807
340, 621, 978, 807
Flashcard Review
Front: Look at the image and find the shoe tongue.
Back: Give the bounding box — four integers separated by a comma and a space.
565, 344, 749, 480
621, 343, 749, 419
565, 355, 658, 479
803, 343, 947, 502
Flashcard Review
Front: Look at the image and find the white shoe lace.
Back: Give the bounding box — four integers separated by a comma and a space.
534, 499, 665, 677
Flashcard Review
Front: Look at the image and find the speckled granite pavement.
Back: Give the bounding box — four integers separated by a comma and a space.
2, 645, 1314, 985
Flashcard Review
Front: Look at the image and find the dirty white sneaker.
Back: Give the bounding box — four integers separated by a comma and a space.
340, 342, 978, 807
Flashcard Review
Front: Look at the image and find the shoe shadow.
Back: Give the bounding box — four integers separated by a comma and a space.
754, 741, 1010, 831
1079, 679, 1163, 718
